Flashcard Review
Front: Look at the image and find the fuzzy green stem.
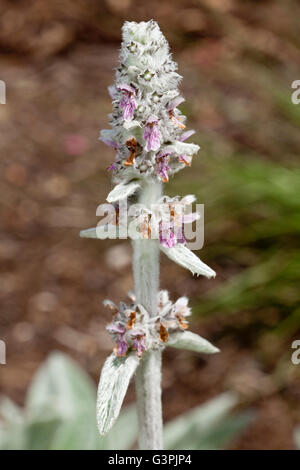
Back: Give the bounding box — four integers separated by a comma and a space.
132, 179, 163, 450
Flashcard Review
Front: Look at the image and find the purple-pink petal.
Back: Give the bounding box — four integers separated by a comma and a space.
167, 96, 185, 111
179, 129, 196, 142
117, 83, 137, 122
146, 115, 159, 125
116, 337, 128, 356
174, 227, 186, 245
183, 212, 199, 224
107, 323, 126, 335
122, 98, 137, 121
159, 229, 176, 248
144, 117, 161, 152
117, 83, 136, 94
178, 154, 192, 166
130, 329, 146, 357
156, 155, 170, 182
100, 137, 119, 149
157, 150, 171, 158
157, 164, 169, 182
107, 162, 117, 171
133, 338, 146, 357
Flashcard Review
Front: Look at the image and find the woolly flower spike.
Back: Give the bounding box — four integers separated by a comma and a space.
100, 20, 199, 188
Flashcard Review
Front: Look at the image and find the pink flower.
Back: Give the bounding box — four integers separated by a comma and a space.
130, 329, 146, 357
167, 97, 186, 129
156, 150, 171, 182
107, 323, 128, 356
157, 196, 199, 248
182, 212, 199, 224
159, 228, 177, 248
143, 115, 162, 152
115, 338, 128, 356
107, 323, 125, 335
117, 83, 137, 121
172, 297, 191, 318
159, 219, 186, 248
175, 229, 186, 245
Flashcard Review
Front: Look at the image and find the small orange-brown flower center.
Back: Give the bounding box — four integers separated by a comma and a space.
124, 138, 138, 166
159, 323, 169, 343
177, 314, 189, 329
126, 311, 137, 330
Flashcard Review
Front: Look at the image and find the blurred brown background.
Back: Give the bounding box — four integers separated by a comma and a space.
0, 0, 299, 449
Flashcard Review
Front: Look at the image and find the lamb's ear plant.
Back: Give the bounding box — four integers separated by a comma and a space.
80, 20, 218, 450
0, 353, 253, 450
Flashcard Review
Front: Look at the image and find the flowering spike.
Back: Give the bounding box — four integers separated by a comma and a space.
99, 20, 199, 189
80, 20, 218, 449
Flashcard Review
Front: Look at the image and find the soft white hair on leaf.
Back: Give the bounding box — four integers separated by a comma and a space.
107, 181, 140, 203
96, 353, 139, 436
168, 331, 219, 354
166, 141, 200, 156
160, 244, 216, 279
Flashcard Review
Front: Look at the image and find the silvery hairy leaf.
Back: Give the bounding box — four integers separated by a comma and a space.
160, 244, 216, 279
168, 331, 219, 354
166, 141, 200, 156
106, 181, 140, 203
123, 120, 141, 130
97, 353, 139, 436
26, 352, 96, 421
